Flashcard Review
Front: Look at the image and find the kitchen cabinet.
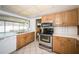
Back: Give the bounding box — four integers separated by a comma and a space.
25, 32, 35, 44
41, 15, 47, 23
78, 8, 79, 25
76, 40, 79, 53
0, 36, 16, 54
53, 36, 64, 53
63, 37, 76, 54
41, 14, 55, 23
54, 12, 64, 26
53, 36, 76, 54
64, 9, 78, 26
54, 9, 77, 26
41, 9, 78, 26
17, 34, 26, 49
78, 25, 79, 35
17, 32, 35, 49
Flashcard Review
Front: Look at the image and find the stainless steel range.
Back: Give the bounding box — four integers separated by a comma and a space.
39, 23, 54, 52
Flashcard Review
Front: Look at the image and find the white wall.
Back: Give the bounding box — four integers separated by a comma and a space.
29, 18, 36, 32
54, 26, 77, 35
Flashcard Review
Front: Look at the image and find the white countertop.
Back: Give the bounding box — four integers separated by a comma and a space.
0, 31, 34, 39
53, 34, 79, 40
0, 32, 17, 39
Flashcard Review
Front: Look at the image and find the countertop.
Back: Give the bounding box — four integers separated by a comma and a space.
0, 31, 34, 40
53, 34, 79, 40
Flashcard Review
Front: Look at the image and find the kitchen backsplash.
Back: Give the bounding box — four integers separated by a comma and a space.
54, 26, 78, 35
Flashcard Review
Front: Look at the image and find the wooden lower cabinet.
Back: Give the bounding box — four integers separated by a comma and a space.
17, 35, 23, 49
53, 36, 64, 53
76, 40, 79, 53
26, 32, 35, 44
53, 36, 77, 54
17, 32, 35, 49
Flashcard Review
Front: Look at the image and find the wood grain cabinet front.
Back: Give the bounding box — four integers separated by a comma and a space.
17, 35, 22, 49
41, 14, 55, 23
76, 40, 79, 53
53, 36, 64, 53
41, 9, 78, 26
53, 36, 77, 54
54, 9, 78, 26
16, 32, 35, 49
54, 12, 64, 26
64, 9, 78, 26
63, 38, 76, 54
78, 8, 79, 25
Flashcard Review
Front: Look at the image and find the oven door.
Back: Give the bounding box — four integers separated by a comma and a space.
40, 35, 50, 43
39, 34, 52, 48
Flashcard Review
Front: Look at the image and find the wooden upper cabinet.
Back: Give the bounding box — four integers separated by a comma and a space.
54, 12, 64, 26
48, 14, 56, 23
64, 9, 78, 26
41, 14, 55, 23
55, 9, 78, 26
41, 8, 78, 26
41, 16, 47, 23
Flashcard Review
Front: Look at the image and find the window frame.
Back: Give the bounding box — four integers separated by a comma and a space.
0, 20, 30, 33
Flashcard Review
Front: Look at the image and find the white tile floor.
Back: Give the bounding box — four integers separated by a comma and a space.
13, 41, 55, 54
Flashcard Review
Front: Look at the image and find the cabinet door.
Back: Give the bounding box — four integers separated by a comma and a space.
21, 34, 26, 46
53, 36, 76, 54
17, 35, 22, 49
78, 8, 79, 25
41, 16, 47, 23
26, 32, 34, 44
29, 32, 34, 42
26, 33, 31, 43
64, 9, 77, 26
62, 37, 76, 54
17, 34, 26, 49
47, 14, 55, 23
53, 36, 64, 53
76, 40, 79, 53
41, 14, 55, 23
54, 12, 64, 26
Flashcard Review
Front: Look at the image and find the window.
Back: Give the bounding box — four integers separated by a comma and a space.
13, 23, 19, 32
24, 23, 29, 31
0, 20, 30, 33
5, 22, 14, 32
19, 23, 24, 32
0, 21, 4, 32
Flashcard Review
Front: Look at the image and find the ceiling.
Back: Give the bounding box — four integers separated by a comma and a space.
0, 5, 79, 18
